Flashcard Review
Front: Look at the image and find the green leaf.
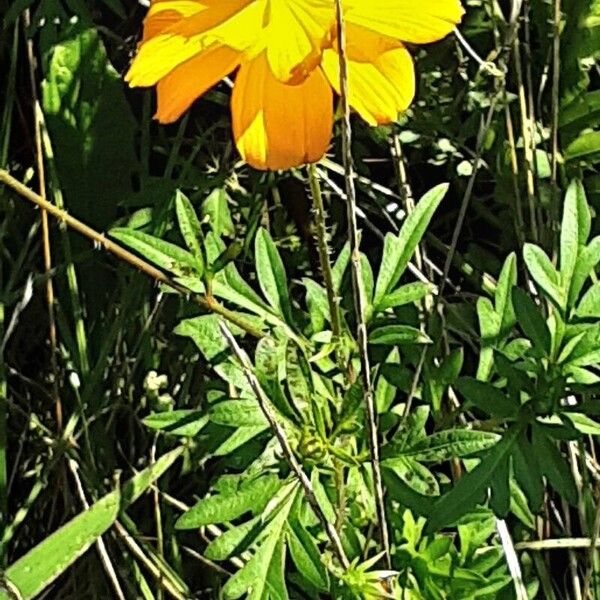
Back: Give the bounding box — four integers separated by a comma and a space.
369, 325, 431, 345
560, 180, 590, 288
209, 399, 268, 428
41, 26, 137, 229
143, 410, 208, 437
565, 130, 600, 161
388, 429, 501, 463
377, 282, 434, 312
222, 486, 296, 599
303, 279, 329, 333
456, 378, 518, 418
213, 426, 268, 456
204, 517, 261, 561
425, 424, 523, 533
373, 183, 447, 307
383, 468, 435, 517
575, 282, 600, 318
255, 228, 293, 324
523, 244, 564, 309
532, 425, 578, 505
495, 252, 518, 336
202, 188, 235, 237
4, 449, 181, 599
565, 413, 600, 436
175, 315, 230, 361
110, 228, 199, 276
382, 456, 439, 495
569, 236, 600, 306
176, 475, 281, 529
287, 519, 329, 591
511, 288, 551, 356
513, 434, 544, 512
175, 190, 204, 269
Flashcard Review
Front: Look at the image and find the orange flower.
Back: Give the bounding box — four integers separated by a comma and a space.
126, 0, 464, 170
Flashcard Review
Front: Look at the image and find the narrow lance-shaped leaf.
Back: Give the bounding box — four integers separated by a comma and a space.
523, 244, 564, 310
3, 448, 182, 600
110, 227, 199, 276
511, 288, 552, 356
373, 183, 447, 307
255, 228, 294, 324
175, 190, 204, 273
560, 180, 590, 289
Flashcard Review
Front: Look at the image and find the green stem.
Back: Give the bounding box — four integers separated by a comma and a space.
333, 0, 391, 569
307, 164, 343, 359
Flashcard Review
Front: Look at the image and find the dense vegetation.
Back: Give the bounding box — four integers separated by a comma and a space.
2, 0, 600, 598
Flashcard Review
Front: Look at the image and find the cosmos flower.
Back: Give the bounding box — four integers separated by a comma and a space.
126, 0, 463, 170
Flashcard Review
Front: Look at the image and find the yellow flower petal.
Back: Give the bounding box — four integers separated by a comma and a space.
322, 26, 415, 125
143, 0, 205, 40
256, 0, 334, 84
126, 0, 258, 87
231, 53, 333, 170
344, 0, 464, 44
156, 45, 241, 123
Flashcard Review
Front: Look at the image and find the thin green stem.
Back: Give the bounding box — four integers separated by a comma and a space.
333, 0, 391, 569
307, 164, 343, 357
0, 301, 6, 549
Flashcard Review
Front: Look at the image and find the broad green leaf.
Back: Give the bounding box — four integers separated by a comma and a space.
222, 487, 296, 599
382, 456, 439, 495
143, 410, 208, 437
287, 520, 329, 590
565, 130, 600, 161
369, 325, 431, 346
565, 413, 600, 435
425, 423, 523, 533
303, 279, 329, 333
213, 425, 268, 457
202, 188, 235, 237
476, 297, 498, 381
255, 228, 293, 324
513, 435, 544, 512
383, 468, 435, 517
204, 517, 261, 561
488, 456, 510, 517
41, 26, 137, 229
388, 429, 500, 463
575, 282, 600, 318
373, 184, 447, 307
285, 343, 312, 416
376, 348, 400, 413
205, 232, 272, 316
456, 378, 518, 418
332, 243, 350, 293
495, 252, 518, 335
569, 236, 600, 306
209, 399, 268, 428
560, 180, 590, 288
176, 474, 281, 529
175, 191, 203, 267
175, 314, 230, 361
110, 228, 199, 276
263, 536, 288, 600
523, 244, 564, 309
532, 425, 578, 505
3, 448, 182, 599
4, 491, 120, 600
511, 288, 552, 356
564, 323, 600, 367
377, 282, 434, 312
